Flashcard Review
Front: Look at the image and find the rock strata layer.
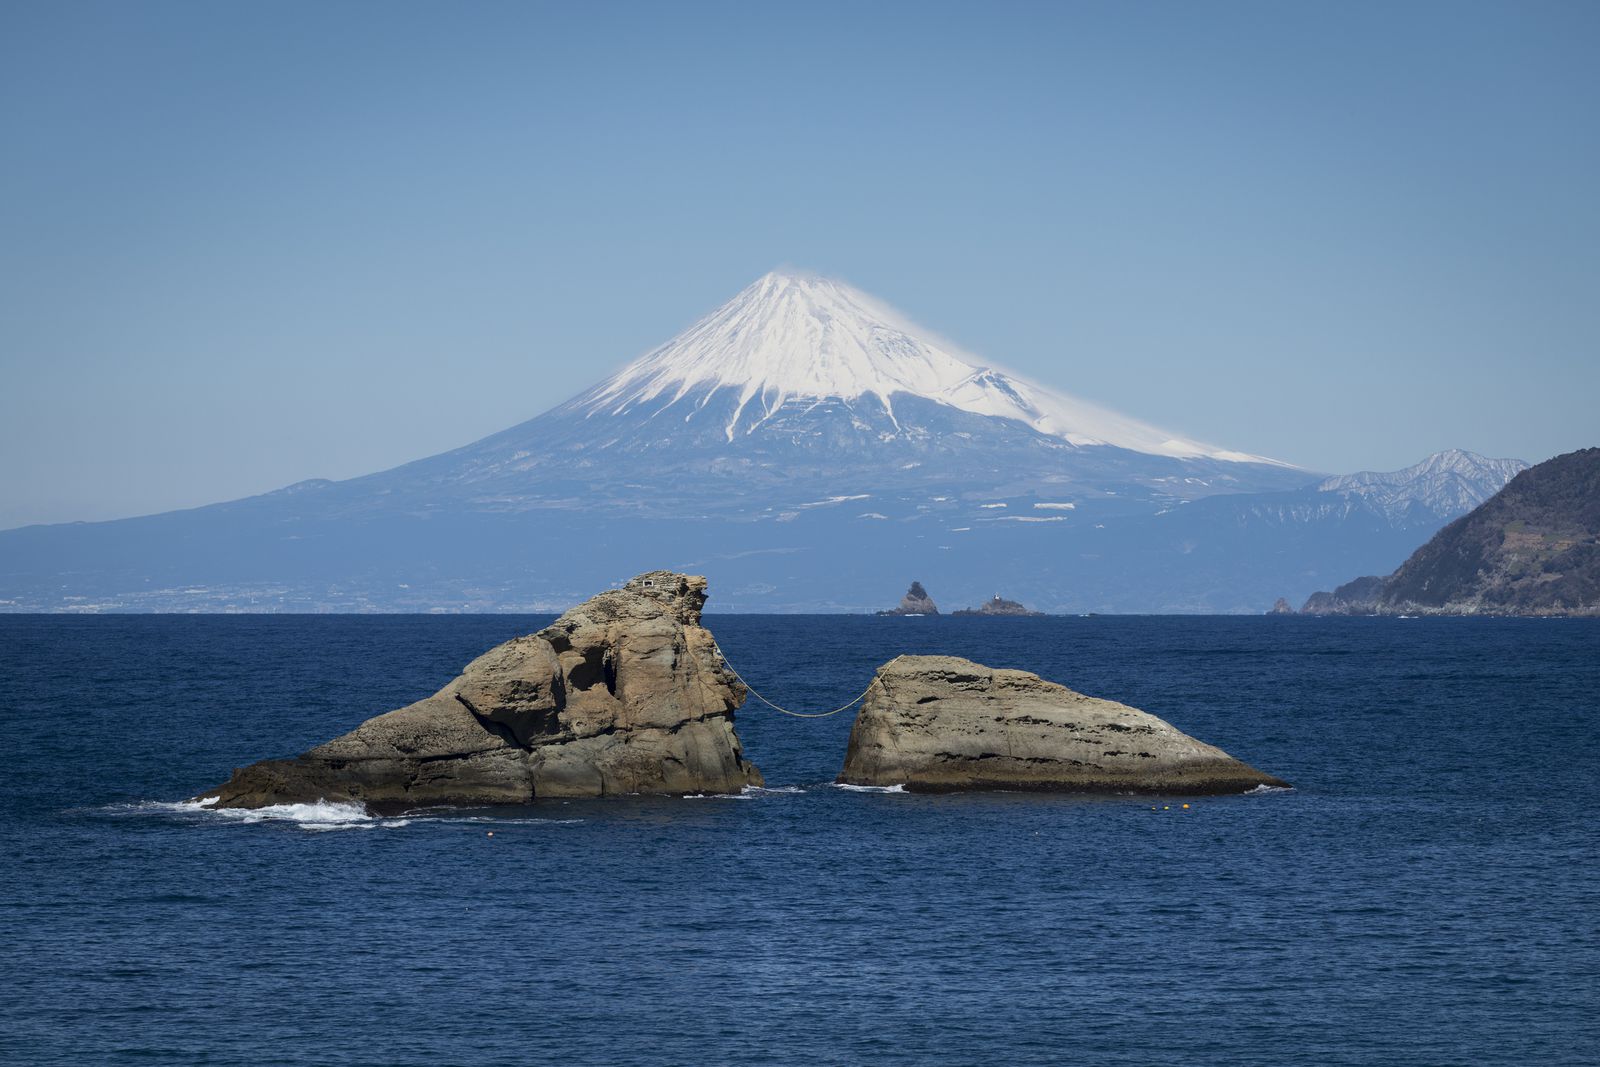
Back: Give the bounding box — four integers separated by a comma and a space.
837, 655, 1288, 794
199, 572, 763, 810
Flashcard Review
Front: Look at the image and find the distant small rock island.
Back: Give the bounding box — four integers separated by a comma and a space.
878, 580, 939, 616
952, 594, 1044, 617
1268, 597, 1296, 615
1299, 447, 1599, 616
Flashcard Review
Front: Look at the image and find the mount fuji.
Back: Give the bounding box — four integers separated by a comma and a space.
0, 272, 1520, 612
412, 270, 1299, 518
567, 271, 1273, 462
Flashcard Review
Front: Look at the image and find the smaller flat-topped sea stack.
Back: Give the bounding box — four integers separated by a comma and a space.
952, 594, 1044, 617
197, 571, 762, 811
878, 581, 939, 616
838, 655, 1288, 794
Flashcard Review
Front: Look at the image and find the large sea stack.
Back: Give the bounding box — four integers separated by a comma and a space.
838, 655, 1288, 794
199, 572, 763, 810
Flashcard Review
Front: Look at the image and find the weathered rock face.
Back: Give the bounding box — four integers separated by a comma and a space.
1300, 575, 1384, 615
878, 580, 939, 615
199, 572, 763, 810
1269, 597, 1295, 615
838, 655, 1288, 795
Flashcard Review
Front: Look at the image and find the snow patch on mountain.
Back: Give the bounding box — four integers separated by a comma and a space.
1317, 449, 1527, 517
575, 271, 1288, 464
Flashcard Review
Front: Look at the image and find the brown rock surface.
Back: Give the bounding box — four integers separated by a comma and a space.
198, 572, 763, 810
837, 655, 1288, 795
878, 581, 939, 615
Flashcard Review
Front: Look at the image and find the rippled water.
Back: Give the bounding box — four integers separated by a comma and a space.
3, 615, 1598, 1065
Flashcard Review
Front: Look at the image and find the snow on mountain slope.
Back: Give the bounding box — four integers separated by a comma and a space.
1317, 449, 1527, 518
1186, 449, 1529, 531
572, 271, 1287, 465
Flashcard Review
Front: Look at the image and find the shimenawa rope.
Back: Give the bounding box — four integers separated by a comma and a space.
715, 650, 895, 718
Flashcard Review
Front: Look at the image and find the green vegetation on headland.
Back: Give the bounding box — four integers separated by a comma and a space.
1297, 448, 1599, 616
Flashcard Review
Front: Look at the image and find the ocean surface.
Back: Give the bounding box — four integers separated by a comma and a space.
2, 614, 1597, 1066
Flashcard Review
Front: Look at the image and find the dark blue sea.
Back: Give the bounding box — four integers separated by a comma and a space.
3, 615, 1598, 1066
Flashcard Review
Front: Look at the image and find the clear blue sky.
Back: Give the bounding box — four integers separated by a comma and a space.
3, 0, 1597, 528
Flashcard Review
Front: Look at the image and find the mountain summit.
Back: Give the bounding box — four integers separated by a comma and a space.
568, 271, 1274, 462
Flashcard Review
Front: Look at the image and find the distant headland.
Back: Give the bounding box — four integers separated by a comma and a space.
1288, 447, 1599, 617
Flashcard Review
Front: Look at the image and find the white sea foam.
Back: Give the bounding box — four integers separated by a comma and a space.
683, 785, 806, 801
833, 783, 908, 794
106, 798, 392, 831
422, 825, 585, 831
110, 799, 580, 832
1243, 784, 1296, 796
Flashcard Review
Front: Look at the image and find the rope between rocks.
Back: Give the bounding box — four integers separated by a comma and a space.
715, 649, 888, 718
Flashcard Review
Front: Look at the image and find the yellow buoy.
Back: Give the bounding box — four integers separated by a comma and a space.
1182, 804, 1190, 809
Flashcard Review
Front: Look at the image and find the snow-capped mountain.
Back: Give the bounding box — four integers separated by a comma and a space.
393, 271, 1303, 520
570, 271, 1276, 463
1158, 449, 1529, 532
1101, 448, 1530, 610
1315, 449, 1528, 520
0, 270, 1518, 613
